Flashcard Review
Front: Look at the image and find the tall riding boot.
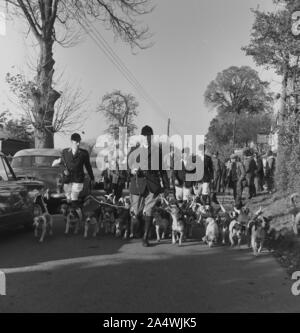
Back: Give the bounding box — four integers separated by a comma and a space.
142, 216, 152, 247
211, 192, 218, 204
137, 212, 145, 238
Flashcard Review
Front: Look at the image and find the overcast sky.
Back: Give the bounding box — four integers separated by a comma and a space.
0, 0, 281, 148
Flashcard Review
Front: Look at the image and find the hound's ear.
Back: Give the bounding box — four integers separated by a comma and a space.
234, 207, 240, 215
254, 206, 263, 216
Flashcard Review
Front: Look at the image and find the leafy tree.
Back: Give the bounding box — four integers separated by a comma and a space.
204, 66, 272, 146
242, 2, 300, 192
3, 0, 153, 148
242, 6, 300, 125
98, 90, 139, 139
275, 0, 300, 15
0, 110, 34, 143
206, 112, 272, 160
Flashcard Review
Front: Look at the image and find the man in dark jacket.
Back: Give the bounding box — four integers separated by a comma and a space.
212, 152, 222, 193
101, 166, 112, 194
52, 133, 95, 211
128, 126, 170, 247
266, 150, 276, 193
220, 159, 228, 193
200, 148, 214, 205
227, 154, 246, 208
243, 150, 257, 199
254, 152, 264, 194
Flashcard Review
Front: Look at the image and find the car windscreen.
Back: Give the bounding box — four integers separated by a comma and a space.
12, 156, 60, 168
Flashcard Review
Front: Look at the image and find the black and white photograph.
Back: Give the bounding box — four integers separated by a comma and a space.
0, 0, 300, 316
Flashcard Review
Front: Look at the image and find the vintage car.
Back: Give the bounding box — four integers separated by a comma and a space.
12, 149, 91, 213
0, 152, 46, 231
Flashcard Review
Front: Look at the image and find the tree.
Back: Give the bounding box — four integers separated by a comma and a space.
242, 6, 300, 125
97, 90, 139, 139
6, 71, 87, 136
206, 112, 272, 160
0, 110, 34, 143
204, 66, 272, 146
242, 3, 300, 192
3, 0, 153, 148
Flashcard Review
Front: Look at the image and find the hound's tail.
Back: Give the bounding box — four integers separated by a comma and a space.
290, 193, 299, 208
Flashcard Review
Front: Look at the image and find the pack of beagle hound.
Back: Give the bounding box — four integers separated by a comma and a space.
33, 192, 300, 257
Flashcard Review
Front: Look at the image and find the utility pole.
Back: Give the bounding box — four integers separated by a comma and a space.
167, 118, 175, 191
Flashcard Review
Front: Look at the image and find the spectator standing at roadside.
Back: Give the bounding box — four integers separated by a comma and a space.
201, 147, 214, 205
212, 152, 222, 193
254, 152, 264, 194
243, 149, 257, 199
101, 165, 112, 194
266, 150, 276, 193
220, 158, 229, 193
227, 154, 246, 208
174, 147, 194, 203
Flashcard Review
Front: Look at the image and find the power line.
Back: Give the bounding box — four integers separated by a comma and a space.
82, 19, 177, 132
69, 7, 183, 136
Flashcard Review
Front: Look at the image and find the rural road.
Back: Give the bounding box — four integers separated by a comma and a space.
0, 215, 299, 313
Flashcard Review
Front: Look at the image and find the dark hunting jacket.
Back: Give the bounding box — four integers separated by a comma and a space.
61, 148, 94, 184
128, 142, 170, 196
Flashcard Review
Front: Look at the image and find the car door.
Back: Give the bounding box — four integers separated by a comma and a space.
0, 156, 27, 228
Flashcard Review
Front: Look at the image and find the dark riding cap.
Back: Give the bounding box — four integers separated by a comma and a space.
71, 133, 81, 143
141, 126, 153, 136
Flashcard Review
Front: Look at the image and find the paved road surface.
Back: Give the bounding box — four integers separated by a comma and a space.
0, 216, 299, 313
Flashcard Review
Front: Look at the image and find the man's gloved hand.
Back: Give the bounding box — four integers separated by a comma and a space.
131, 168, 139, 176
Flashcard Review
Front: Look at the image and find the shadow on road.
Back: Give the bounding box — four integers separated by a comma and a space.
0, 216, 127, 269
0, 236, 298, 313
0, 214, 298, 313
